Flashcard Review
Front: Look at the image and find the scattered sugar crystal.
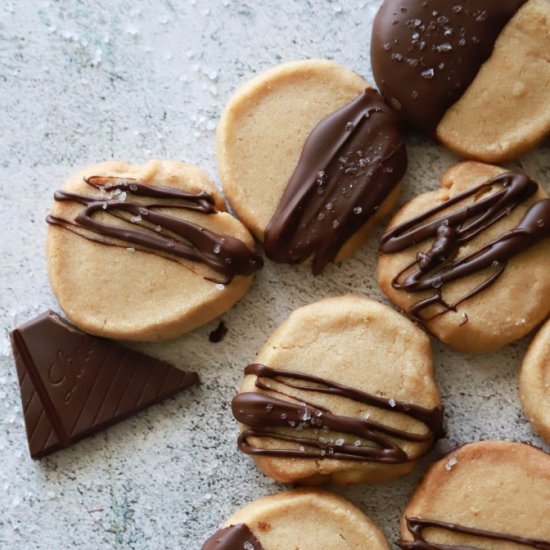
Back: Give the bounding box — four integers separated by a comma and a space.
421, 68, 435, 79
445, 457, 458, 471
389, 399, 396, 408
353, 206, 363, 215
213, 244, 221, 254
334, 438, 344, 446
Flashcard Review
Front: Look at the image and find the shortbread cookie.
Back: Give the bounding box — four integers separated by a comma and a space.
520, 318, 550, 444
217, 59, 407, 274
231, 296, 443, 485
398, 441, 550, 549
371, 0, 550, 162
201, 489, 390, 550
378, 161, 550, 353
47, 160, 263, 341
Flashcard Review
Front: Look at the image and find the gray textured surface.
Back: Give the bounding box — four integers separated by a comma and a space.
1, 1, 549, 549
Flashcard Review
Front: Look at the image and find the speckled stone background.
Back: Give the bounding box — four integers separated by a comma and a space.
1, 1, 549, 548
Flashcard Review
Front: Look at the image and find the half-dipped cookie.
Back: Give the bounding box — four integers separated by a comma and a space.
378, 161, 550, 353
201, 489, 390, 550
47, 160, 262, 341
371, 0, 550, 162
217, 59, 407, 274
231, 296, 443, 485
520, 318, 550, 445
398, 441, 550, 549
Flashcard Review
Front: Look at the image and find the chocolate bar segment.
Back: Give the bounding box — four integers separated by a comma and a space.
10, 311, 199, 459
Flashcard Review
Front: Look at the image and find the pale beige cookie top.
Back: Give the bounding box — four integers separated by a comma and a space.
399, 441, 550, 548
217, 59, 367, 239
47, 160, 261, 342
221, 489, 390, 550
216, 59, 405, 272
378, 161, 550, 353
520, 318, 550, 444
437, 0, 550, 163
233, 295, 442, 485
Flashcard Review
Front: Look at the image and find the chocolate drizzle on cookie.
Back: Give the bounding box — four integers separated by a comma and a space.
371, 0, 527, 133
264, 88, 407, 275
380, 173, 550, 320
201, 523, 264, 550
232, 364, 443, 463
47, 176, 263, 283
399, 517, 550, 549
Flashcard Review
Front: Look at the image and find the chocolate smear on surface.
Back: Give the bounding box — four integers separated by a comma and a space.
10, 311, 199, 459
380, 173, 550, 320
399, 517, 550, 549
232, 364, 443, 463
47, 176, 263, 284
264, 88, 406, 275
371, 0, 527, 133
201, 524, 264, 550
209, 321, 228, 343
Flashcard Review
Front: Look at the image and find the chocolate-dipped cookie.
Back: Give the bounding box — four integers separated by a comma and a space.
201, 489, 390, 550
47, 160, 262, 341
371, 0, 550, 162
378, 161, 550, 353
520, 318, 550, 445
231, 296, 443, 485
217, 59, 407, 275
398, 441, 550, 549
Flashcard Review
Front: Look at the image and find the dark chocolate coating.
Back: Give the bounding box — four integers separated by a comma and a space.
380, 173, 550, 320
264, 88, 406, 275
371, 0, 526, 133
399, 517, 550, 549
47, 176, 263, 284
232, 364, 443, 464
201, 524, 264, 550
10, 311, 199, 459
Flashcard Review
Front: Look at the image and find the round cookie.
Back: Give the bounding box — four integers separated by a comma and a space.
47, 160, 262, 341
398, 441, 550, 549
201, 489, 390, 550
371, 0, 550, 162
520, 318, 550, 444
231, 295, 443, 485
217, 59, 407, 275
378, 161, 550, 353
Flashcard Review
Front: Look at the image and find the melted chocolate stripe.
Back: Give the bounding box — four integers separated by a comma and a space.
232, 363, 443, 464
379, 173, 550, 320
47, 177, 263, 282
371, 0, 527, 133
399, 517, 550, 550
201, 524, 264, 550
265, 88, 407, 275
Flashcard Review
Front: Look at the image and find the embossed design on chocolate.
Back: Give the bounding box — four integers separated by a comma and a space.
11, 311, 199, 458
264, 88, 407, 275
201, 523, 264, 550
371, 0, 527, 133
47, 176, 263, 283
399, 517, 550, 549
380, 173, 550, 320
232, 364, 443, 463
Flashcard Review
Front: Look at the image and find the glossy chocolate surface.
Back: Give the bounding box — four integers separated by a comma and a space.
371, 0, 526, 133
232, 364, 443, 463
265, 89, 406, 275
47, 176, 263, 283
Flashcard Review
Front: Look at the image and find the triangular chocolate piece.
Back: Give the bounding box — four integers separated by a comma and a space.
10, 311, 199, 459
